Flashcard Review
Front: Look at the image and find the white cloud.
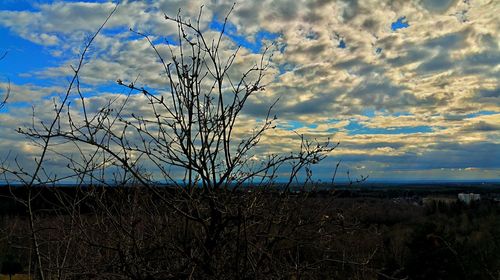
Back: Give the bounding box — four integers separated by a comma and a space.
0, 0, 499, 181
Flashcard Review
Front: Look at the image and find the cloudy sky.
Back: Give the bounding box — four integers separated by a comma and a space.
0, 0, 499, 183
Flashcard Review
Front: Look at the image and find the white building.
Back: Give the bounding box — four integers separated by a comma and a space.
458, 193, 481, 205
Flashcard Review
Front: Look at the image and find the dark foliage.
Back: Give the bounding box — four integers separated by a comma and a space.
1, 255, 23, 279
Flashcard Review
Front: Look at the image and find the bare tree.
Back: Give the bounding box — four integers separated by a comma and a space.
0, 5, 353, 279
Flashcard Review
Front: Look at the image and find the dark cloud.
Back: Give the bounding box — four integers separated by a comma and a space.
361, 19, 380, 32
341, 141, 406, 150
348, 79, 412, 110
478, 33, 498, 49
273, 1, 299, 22
416, 54, 454, 73
283, 94, 336, 115
478, 88, 500, 98
461, 121, 500, 132
334, 59, 386, 77
389, 30, 469, 74
337, 142, 500, 171
420, 0, 458, 14
340, 0, 359, 21
416, 142, 500, 169
472, 87, 500, 106
290, 43, 330, 59
386, 47, 431, 67
462, 51, 500, 67
423, 30, 469, 50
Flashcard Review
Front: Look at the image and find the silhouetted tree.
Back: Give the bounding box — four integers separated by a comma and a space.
0, 4, 343, 279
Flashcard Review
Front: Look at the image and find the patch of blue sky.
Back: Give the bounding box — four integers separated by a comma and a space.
0, 0, 112, 10
325, 127, 340, 133
316, 119, 341, 133
346, 121, 433, 135
392, 111, 413, 117
278, 62, 296, 75
85, 80, 165, 100
279, 120, 318, 131
0, 26, 61, 87
0, 102, 28, 113
150, 34, 180, 46
338, 39, 346, 49
209, 17, 279, 53
102, 26, 130, 37
361, 109, 375, 117
391, 16, 409, 31
124, 29, 151, 42
278, 43, 287, 54
305, 31, 318, 40
466, 110, 498, 118
0, 1, 34, 11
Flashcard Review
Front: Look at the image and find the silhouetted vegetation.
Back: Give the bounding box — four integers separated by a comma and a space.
1, 255, 23, 280
0, 185, 499, 279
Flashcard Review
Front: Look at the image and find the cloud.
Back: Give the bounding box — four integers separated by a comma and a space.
0, 82, 64, 103
0, 0, 499, 181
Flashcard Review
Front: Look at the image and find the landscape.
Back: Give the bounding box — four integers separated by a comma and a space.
0, 0, 499, 279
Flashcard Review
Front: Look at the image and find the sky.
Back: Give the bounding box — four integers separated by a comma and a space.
0, 0, 499, 183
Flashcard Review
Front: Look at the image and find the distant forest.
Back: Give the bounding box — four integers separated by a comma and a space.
0, 186, 499, 279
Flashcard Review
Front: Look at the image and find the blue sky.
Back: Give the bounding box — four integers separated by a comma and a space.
391, 16, 409, 31
0, 26, 59, 87
0, 0, 499, 183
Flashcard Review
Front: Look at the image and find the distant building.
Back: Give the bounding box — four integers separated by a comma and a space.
458, 193, 480, 204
